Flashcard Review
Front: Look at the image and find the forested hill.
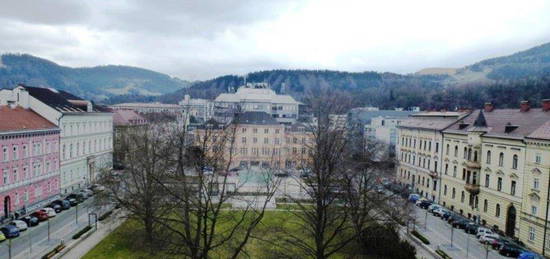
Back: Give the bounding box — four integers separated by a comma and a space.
0, 54, 190, 101
158, 42, 550, 110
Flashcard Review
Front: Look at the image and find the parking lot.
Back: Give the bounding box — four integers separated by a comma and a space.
0, 192, 108, 259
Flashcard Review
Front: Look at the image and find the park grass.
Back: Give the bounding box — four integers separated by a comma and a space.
84, 209, 361, 259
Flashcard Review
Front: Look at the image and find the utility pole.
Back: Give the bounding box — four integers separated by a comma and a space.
8, 238, 12, 259
466, 235, 470, 258
47, 219, 51, 242
450, 225, 454, 248
425, 209, 428, 230
75, 203, 79, 224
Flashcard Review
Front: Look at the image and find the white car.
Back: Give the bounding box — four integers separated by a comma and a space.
476, 227, 493, 238
10, 220, 28, 231
433, 207, 447, 217
428, 204, 441, 212
42, 207, 57, 218
478, 233, 499, 244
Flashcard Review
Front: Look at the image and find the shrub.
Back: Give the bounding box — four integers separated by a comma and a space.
436, 249, 452, 259
41, 243, 66, 259
356, 224, 416, 259
411, 230, 430, 245
98, 210, 113, 221
73, 225, 93, 239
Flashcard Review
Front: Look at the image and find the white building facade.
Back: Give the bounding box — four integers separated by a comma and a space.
0, 85, 113, 194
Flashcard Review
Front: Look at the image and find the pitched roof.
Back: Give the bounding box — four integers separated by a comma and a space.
113, 109, 147, 126
18, 85, 91, 112
528, 120, 550, 140
231, 111, 279, 125
0, 105, 58, 132
445, 109, 550, 139
215, 87, 300, 104
399, 112, 467, 130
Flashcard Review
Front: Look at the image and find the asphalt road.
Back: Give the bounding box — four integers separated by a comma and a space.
0, 197, 107, 259
411, 206, 507, 259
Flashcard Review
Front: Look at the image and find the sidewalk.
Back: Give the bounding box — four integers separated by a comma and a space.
58, 210, 126, 259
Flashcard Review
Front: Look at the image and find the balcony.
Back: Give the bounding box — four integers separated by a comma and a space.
428, 170, 439, 179
465, 160, 481, 169
465, 183, 480, 195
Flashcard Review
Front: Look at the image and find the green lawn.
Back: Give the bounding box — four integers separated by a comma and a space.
84, 210, 306, 259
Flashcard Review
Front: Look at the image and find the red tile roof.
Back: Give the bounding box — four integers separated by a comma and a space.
113, 109, 147, 126
0, 105, 58, 132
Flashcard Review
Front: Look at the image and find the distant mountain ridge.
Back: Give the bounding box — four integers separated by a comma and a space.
0, 54, 190, 101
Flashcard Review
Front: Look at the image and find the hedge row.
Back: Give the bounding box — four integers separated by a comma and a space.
436, 249, 452, 259
98, 210, 113, 221
41, 243, 65, 259
72, 225, 92, 239
411, 230, 430, 245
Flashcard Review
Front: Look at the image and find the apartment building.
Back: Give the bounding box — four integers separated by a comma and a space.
0, 85, 113, 194
0, 105, 60, 219
195, 111, 312, 170
179, 94, 214, 123
214, 83, 300, 124
396, 100, 550, 254
396, 112, 466, 203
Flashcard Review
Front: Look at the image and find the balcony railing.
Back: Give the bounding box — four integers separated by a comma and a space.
428, 170, 438, 179
465, 160, 481, 169
465, 183, 480, 194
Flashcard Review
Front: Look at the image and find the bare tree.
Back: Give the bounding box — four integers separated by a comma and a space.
98, 124, 173, 251
152, 116, 281, 259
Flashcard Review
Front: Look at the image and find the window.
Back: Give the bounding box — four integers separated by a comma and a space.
445, 164, 448, 175
13, 168, 18, 182
253, 128, 258, 134
499, 152, 504, 167
453, 166, 457, 177
485, 174, 490, 188
435, 142, 438, 153
534, 178, 540, 190
496, 204, 501, 217
483, 199, 488, 212
241, 128, 247, 133
497, 177, 502, 191
2, 146, 7, 161
464, 147, 468, 159
474, 151, 478, 162
62, 144, 66, 160
486, 150, 491, 164
452, 188, 456, 199
444, 185, 447, 195
532, 206, 538, 216
275, 129, 280, 134
264, 128, 269, 134
536, 153, 542, 164
446, 144, 449, 155
454, 146, 458, 157
2, 169, 8, 184
13, 145, 18, 160
242, 137, 246, 144
433, 180, 437, 191
461, 191, 465, 203
253, 137, 258, 143
511, 181, 516, 195
23, 145, 28, 157
529, 226, 536, 241
512, 155, 518, 169
264, 138, 269, 144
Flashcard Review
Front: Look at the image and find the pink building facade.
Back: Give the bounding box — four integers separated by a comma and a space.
0, 105, 61, 219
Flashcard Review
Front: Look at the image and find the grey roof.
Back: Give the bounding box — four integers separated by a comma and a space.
348, 109, 416, 124
232, 111, 279, 125
445, 109, 550, 140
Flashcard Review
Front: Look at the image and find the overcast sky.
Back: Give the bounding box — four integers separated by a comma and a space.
1, 0, 549, 80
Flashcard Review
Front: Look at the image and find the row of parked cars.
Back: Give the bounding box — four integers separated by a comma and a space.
0, 188, 97, 242
409, 193, 543, 258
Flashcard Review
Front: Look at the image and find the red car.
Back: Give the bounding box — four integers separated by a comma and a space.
31, 210, 49, 221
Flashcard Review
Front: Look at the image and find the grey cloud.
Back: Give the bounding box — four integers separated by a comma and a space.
0, 0, 90, 25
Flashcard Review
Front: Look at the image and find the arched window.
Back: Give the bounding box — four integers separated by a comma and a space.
468, 148, 472, 160
464, 147, 468, 159
512, 155, 518, 169
454, 146, 458, 157
496, 204, 501, 217
499, 152, 504, 167
483, 199, 488, 212
486, 150, 491, 164
474, 151, 478, 162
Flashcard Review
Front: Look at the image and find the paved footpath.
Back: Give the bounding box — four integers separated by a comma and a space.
60, 210, 126, 259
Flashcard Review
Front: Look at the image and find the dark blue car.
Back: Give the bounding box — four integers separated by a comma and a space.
1, 224, 20, 238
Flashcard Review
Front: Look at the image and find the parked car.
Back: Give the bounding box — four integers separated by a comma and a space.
479, 233, 500, 244
499, 243, 525, 257
65, 197, 78, 206
417, 200, 433, 209
408, 194, 420, 202
66, 193, 84, 203
41, 208, 57, 218
491, 237, 513, 250
20, 216, 39, 227
432, 207, 447, 217
447, 214, 461, 224
519, 251, 545, 259
0, 232, 5, 242
452, 218, 469, 229
9, 220, 28, 231
428, 204, 441, 212
476, 227, 494, 238
31, 210, 49, 221
441, 210, 452, 220
51, 199, 71, 210
0, 225, 20, 238
47, 203, 62, 213
90, 184, 106, 193
83, 189, 94, 197
464, 222, 479, 234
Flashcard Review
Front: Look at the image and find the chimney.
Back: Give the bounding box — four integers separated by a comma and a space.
520, 100, 530, 112
484, 102, 494, 112
542, 99, 550, 112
